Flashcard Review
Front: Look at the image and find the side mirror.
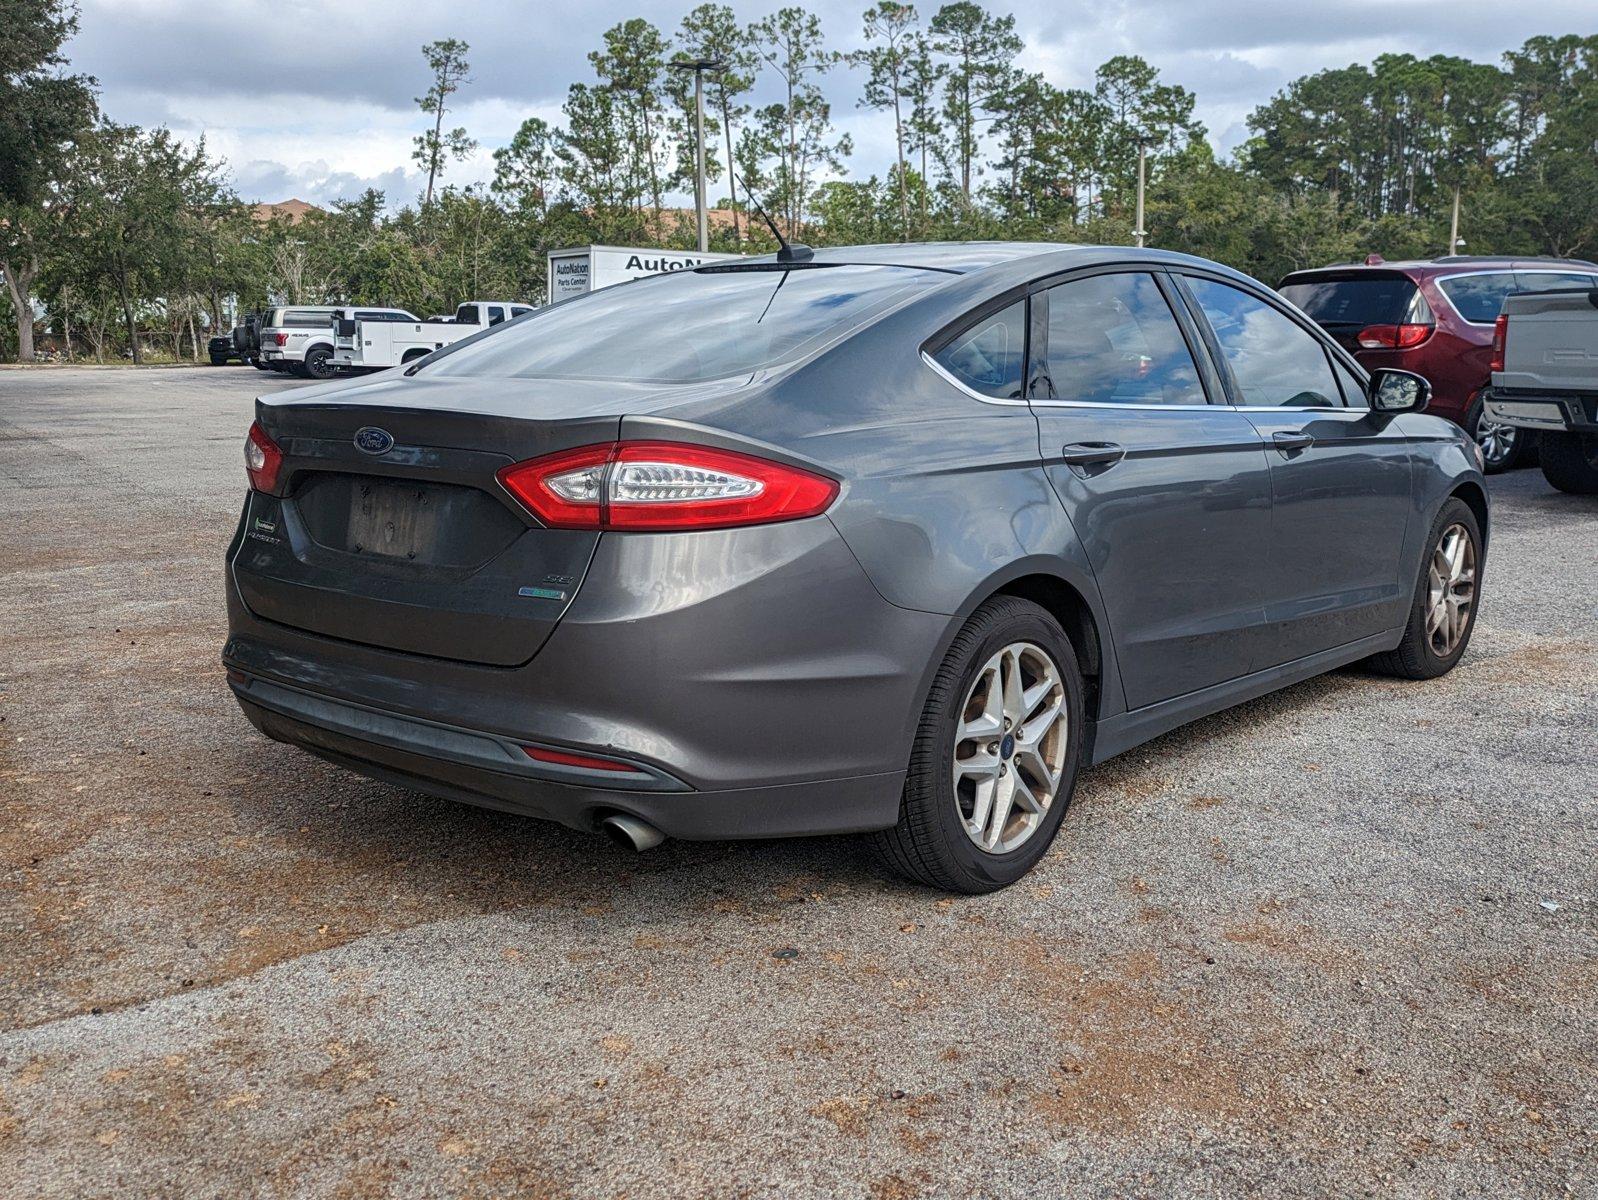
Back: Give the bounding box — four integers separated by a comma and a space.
1368, 367, 1431, 414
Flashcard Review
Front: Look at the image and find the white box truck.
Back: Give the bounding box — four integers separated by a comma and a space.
546, 245, 744, 304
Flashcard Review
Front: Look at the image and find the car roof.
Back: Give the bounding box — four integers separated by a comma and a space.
1282, 256, 1598, 281
739, 241, 1249, 279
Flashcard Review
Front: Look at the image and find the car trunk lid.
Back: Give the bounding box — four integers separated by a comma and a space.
232, 377, 636, 667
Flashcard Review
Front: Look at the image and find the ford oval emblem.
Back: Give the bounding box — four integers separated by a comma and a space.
354, 426, 394, 455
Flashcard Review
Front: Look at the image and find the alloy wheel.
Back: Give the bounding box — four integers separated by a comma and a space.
952, 641, 1069, 854
1474, 415, 1518, 468
1425, 522, 1477, 657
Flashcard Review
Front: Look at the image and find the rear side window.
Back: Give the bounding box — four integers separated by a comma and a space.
1517, 271, 1598, 295
282, 310, 333, 327
1038, 272, 1205, 406
455, 305, 480, 325
1437, 272, 1520, 324
1278, 275, 1423, 332
932, 300, 1028, 399
1185, 277, 1342, 408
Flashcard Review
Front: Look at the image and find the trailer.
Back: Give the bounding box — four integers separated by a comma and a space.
546, 245, 744, 304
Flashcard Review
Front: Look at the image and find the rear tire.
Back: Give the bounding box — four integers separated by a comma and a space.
870, 596, 1085, 894
301, 346, 336, 380
1538, 432, 1598, 495
1465, 392, 1531, 473
209, 353, 228, 366
1367, 497, 1482, 680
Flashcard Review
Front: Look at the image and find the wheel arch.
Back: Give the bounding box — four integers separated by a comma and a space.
1449, 479, 1490, 548
909, 560, 1121, 751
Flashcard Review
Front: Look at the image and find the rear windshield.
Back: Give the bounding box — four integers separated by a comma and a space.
1278, 274, 1420, 330
425, 265, 944, 383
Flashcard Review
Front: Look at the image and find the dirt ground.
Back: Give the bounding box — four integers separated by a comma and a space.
1, 366, 1594, 1198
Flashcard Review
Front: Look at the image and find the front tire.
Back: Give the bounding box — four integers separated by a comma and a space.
1367, 497, 1482, 680
871, 596, 1085, 893
1539, 432, 1598, 494
1466, 393, 1531, 473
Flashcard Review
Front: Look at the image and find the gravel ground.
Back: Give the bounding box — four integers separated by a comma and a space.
1, 365, 1594, 1199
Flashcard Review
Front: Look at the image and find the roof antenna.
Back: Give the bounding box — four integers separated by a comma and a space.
731, 170, 813, 264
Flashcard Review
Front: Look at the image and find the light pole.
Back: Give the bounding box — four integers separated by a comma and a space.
1133, 135, 1152, 249
669, 57, 726, 253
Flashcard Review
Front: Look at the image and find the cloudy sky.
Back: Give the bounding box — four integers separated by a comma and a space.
64, 0, 1595, 210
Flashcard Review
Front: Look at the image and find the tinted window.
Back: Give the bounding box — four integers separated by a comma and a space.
511, 306, 533, 317
1333, 357, 1367, 406
933, 300, 1027, 399
280, 309, 335, 327
1437, 272, 1520, 324
355, 311, 388, 321
1517, 271, 1598, 294
488, 305, 506, 325
1186, 277, 1341, 408
1040, 272, 1205, 406
455, 305, 480, 325
1279, 275, 1420, 331
429, 265, 943, 384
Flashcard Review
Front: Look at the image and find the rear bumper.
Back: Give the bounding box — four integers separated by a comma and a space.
232, 677, 902, 839
223, 513, 946, 840
1483, 390, 1598, 434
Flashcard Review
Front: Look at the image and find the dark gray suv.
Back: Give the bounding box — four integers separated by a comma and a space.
225, 243, 1488, 892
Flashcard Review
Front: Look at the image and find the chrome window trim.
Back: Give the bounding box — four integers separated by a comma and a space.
1433, 268, 1598, 327
921, 351, 1370, 414
920, 348, 1030, 407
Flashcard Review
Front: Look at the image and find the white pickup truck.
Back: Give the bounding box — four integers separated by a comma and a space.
1484, 285, 1598, 493
331, 300, 535, 371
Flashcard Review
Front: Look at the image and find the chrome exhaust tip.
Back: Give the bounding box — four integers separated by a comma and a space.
599, 813, 665, 852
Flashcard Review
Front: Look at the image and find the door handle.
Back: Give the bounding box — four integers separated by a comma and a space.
1272, 430, 1315, 453
1060, 441, 1126, 467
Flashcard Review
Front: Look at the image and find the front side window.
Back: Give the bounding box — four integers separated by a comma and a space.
429, 264, 944, 384
1039, 272, 1205, 406
931, 300, 1027, 399
1185, 277, 1342, 408
1437, 272, 1521, 325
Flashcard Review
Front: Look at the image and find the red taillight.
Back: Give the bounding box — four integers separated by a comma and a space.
522, 745, 645, 774
244, 421, 284, 493
1489, 313, 1508, 373
272, 332, 288, 347
1356, 323, 1434, 350
496, 441, 839, 532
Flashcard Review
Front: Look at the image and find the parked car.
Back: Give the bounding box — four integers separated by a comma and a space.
259, 305, 418, 379
1484, 284, 1598, 493
1278, 255, 1598, 472
331, 300, 534, 371
225, 243, 1487, 893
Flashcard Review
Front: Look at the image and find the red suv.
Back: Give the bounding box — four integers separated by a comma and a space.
1278, 255, 1598, 471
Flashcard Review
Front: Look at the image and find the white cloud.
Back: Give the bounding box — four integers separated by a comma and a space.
63, 0, 1598, 206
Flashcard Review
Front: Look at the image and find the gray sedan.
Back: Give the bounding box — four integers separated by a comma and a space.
224, 242, 1488, 892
